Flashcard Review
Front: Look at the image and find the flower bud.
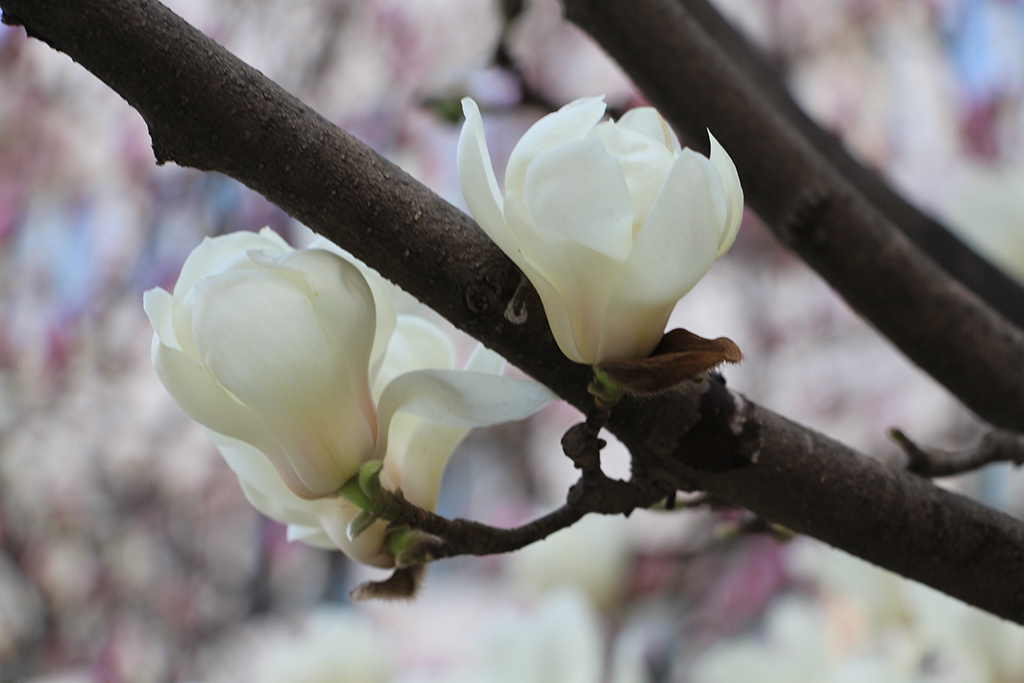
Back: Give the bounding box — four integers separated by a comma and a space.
458, 96, 743, 365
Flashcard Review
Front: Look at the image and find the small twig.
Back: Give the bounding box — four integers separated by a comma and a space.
891, 428, 1024, 478
378, 471, 664, 562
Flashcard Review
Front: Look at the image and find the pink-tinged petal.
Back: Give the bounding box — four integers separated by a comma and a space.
597, 150, 721, 362
709, 131, 744, 258
505, 96, 607, 195
617, 107, 682, 153
193, 270, 375, 497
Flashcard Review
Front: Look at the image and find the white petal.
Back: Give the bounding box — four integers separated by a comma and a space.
384, 417, 468, 512
522, 137, 634, 259
193, 270, 375, 497
506, 189, 621, 364
303, 235, 398, 374
151, 333, 321, 496
169, 231, 292, 362
278, 248, 379, 437
173, 229, 291, 300
143, 287, 179, 351
316, 502, 394, 568
458, 98, 519, 259
709, 131, 744, 258
617, 107, 682, 153
286, 524, 337, 549
375, 369, 553, 514
505, 96, 607, 195
589, 121, 675, 234
374, 315, 457, 397
464, 343, 506, 375
374, 368, 555, 461
597, 150, 721, 362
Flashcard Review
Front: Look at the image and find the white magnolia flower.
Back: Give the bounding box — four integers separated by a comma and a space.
458, 96, 743, 364
145, 229, 553, 566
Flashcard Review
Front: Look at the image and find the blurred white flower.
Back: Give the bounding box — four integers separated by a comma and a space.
458, 96, 742, 364
226, 608, 391, 683
694, 541, 1024, 683
145, 229, 554, 567
509, 513, 631, 609
478, 589, 604, 683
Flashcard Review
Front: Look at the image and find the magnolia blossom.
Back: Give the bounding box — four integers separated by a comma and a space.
145, 229, 553, 566
458, 96, 743, 364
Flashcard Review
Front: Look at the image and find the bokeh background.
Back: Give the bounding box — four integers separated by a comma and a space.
2, 0, 1024, 681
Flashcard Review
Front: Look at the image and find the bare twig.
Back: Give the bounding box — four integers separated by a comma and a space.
561, 0, 1024, 433
375, 472, 657, 561
892, 428, 1024, 478
5, 0, 1024, 623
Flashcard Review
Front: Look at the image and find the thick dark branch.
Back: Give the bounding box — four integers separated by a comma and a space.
561, 0, 1024, 433
5, 0, 1024, 622
892, 428, 1024, 478
676, 0, 1024, 330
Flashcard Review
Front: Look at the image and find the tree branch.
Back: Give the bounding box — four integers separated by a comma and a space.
5, 0, 1024, 622
674, 0, 1024, 331
561, 0, 1024, 434
892, 428, 1024, 478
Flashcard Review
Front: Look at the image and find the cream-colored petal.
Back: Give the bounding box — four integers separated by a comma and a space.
597, 150, 722, 362
303, 235, 398, 375
374, 368, 555, 462
376, 369, 552, 515
617, 107, 682, 153
279, 249, 379, 438
464, 342, 506, 375
286, 524, 337, 549
385, 418, 468, 512
170, 232, 292, 362
193, 270, 375, 497
143, 287, 180, 351
458, 98, 519, 260
505, 96, 607, 195
151, 334, 316, 497
522, 137, 634, 260
709, 131, 744, 258
316, 502, 394, 568
506, 189, 621, 364
173, 229, 291, 300
589, 121, 675, 233
373, 315, 457, 398
207, 431, 322, 524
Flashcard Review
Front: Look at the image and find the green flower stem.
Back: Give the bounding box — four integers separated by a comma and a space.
588, 368, 624, 409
